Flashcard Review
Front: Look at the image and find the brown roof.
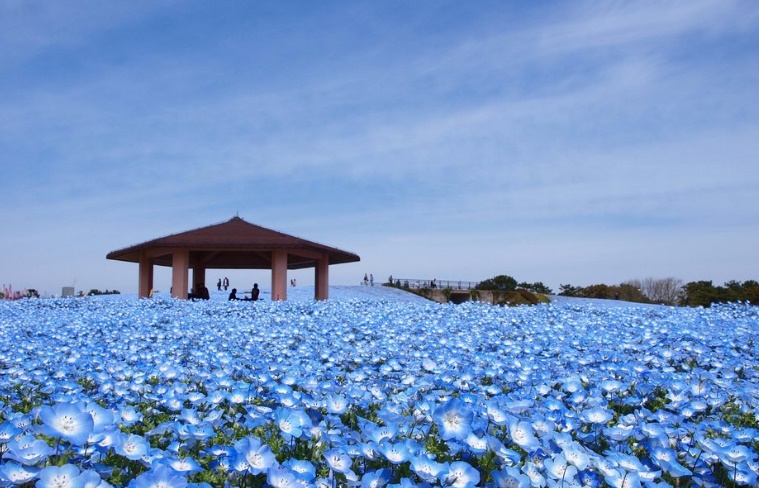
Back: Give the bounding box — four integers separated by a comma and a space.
106, 217, 360, 270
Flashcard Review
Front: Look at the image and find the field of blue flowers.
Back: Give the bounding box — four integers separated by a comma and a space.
0, 289, 757, 488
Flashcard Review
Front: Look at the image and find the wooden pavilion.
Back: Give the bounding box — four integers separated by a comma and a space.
106, 217, 360, 300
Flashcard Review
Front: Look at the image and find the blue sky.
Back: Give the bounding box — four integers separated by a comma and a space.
2, 0, 758, 296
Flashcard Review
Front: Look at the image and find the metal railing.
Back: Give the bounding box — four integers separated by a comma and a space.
384, 278, 480, 290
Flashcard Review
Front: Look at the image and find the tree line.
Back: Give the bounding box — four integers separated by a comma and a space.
475, 275, 758, 307
558, 278, 759, 307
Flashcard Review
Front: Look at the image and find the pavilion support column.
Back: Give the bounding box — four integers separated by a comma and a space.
315, 255, 329, 300
271, 249, 288, 301
138, 253, 154, 299
171, 249, 190, 299
193, 266, 207, 292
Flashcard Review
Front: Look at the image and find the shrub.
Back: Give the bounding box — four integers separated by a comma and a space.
680, 280, 759, 307
477, 275, 517, 291
582, 284, 609, 299
518, 281, 553, 295
559, 284, 581, 297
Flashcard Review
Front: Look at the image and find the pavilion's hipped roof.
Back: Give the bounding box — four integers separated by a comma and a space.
106, 217, 360, 270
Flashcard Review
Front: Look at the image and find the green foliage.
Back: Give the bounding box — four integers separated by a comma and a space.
487, 289, 542, 306
442, 287, 452, 301
477, 275, 517, 291
642, 386, 671, 412
558, 284, 581, 297
615, 283, 648, 302
87, 289, 121, 296
517, 281, 553, 294
680, 280, 759, 307
720, 401, 759, 429
582, 284, 610, 299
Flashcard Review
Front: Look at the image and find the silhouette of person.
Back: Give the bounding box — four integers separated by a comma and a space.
193, 283, 210, 300
228, 288, 238, 300
217, 279, 222, 291
200, 283, 210, 299
251, 283, 260, 301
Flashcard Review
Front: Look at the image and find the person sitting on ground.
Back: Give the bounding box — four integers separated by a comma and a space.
250, 283, 260, 301
196, 283, 210, 300
228, 288, 238, 300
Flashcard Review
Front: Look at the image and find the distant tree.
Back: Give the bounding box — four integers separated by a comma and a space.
745, 283, 759, 305
625, 277, 683, 305
680, 281, 719, 307
559, 284, 581, 297
615, 283, 648, 302
520, 282, 553, 295
582, 284, 610, 299
477, 275, 518, 291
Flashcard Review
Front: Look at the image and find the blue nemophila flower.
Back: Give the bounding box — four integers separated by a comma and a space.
604, 425, 634, 442
0, 420, 22, 442
274, 407, 312, 441
187, 424, 215, 441
717, 444, 755, 464
445, 461, 480, 488
370, 423, 398, 443
729, 467, 758, 486
113, 433, 149, 461
38, 403, 94, 445
464, 431, 488, 454
324, 448, 353, 473
491, 466, 531, 488
487, 437, 522, 465
4, 434, 54, 466
84, 402, 114, 431
266, 466, 298, 488
561, 442, 591, 470
128, 465, 187, 488
544, 453, 578, 481
577, 469, 601, 488
508, 419, 539, 451
0, 461, 39, 485
36, 464, 84, 488
378, 440, 412, 464
581, 406, 612, 425
168, 457, 203, 475
78, 469, 109, 488
603, 468, 641, 488
361, 468, 392, 488
521, 462, 546, 487
283, 459, 316, 481
326, 394, 349, 414
486, 404, 511, 425
233, 436, 276, 475
118, 406, 143, 426
433, 398, 473, 441
410, 453, 447, 482
650, 446, 691, 478
531, 416, 557, 438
